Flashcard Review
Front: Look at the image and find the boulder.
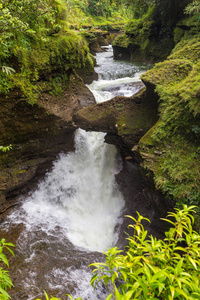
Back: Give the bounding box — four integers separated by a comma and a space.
73, 88, 158, 149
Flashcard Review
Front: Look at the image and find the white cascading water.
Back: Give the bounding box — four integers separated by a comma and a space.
2, 45, 152, 299
20, 127, 123, 252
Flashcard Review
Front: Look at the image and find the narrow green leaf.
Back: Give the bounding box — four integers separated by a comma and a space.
124, 290, 135, 300
115, 285, 122, 300
0, 253, 9, 267
44, 291, 50, 300
170, 285, 175, 298
188, 256, 198, 270
105, 294, 112, 300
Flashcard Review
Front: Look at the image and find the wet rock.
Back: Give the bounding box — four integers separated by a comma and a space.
97, 36, 109, 46
90, 41, 104, 54
113, 45, 131, 61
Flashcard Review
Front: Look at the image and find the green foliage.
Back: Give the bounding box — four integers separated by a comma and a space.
35, 290, 61, 300
185, 0, 200, 17
0, 0, 94, 104
169, 40, 200, 64
91, 206, 200, 300
0, 239, 15, 300
0, 145, 12, 153
35, 291, 82, 300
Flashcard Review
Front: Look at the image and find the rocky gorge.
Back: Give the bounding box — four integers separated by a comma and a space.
0, 39, 176, 299
0, 0, 199, 298
0, 32, 172, 221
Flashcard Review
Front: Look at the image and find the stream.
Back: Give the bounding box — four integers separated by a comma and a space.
0, 46, 170, 300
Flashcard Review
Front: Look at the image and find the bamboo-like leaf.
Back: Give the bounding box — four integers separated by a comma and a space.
175, 287, 189, 299
105, 294, 112, 300
111, 272, 118, 284
5, 246, 15, 257
44, 291, 50, 300
115, 284, 122, 300
0, 285, 11, 298
176, 258, 184, 274
124, 290, 135, 300
161, 218, 176, 226
0, 253, 9, 267
170, 285, 175, 298
120, 270, 127, 282
188, 256, 198, 270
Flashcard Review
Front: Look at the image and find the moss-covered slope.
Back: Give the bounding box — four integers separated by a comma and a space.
139, 39, 200, 210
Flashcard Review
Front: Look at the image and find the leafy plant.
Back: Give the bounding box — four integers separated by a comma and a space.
185, 0, 200, 16
90, 205, 200, 300
0, 66, 15, 75
35, 291, 81, 300
0, 239, 15, 300
0, 145, 12, 153
35, 291, 61, 300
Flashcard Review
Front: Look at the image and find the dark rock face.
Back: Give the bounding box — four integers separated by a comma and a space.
0, 71, 95, 211
113, 45, 131, 61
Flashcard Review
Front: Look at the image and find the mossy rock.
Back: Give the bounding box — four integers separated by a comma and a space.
139, 120, 161, 148
169, 40, 200, 64
112, 34, 130, 48
141, 59, 193, 88
73, 89, 158, 147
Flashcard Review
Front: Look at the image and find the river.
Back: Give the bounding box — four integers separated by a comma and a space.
0, 46, 169, 300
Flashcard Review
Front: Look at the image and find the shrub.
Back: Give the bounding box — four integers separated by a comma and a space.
90, 205, 200, 300
0, 239, 15, 300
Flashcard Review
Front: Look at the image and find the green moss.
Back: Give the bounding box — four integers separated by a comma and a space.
139, 37, 200, 207
169, 40, 200, 63
139, 120, 161, 147
0, 30, 93, 104
112, 11, 174, 62
112, 34, 130, 48
154, 139, 200, 199
173, 27, 185, 44
141, 59, 193, 87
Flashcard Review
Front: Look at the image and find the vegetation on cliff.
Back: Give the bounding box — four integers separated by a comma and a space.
140, 36, 200, 214
104, 0, 200, 217
0, 0, 95, 104
112, 0, 191, 62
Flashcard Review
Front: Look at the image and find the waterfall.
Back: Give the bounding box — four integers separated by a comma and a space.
19, 127, 124, 252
